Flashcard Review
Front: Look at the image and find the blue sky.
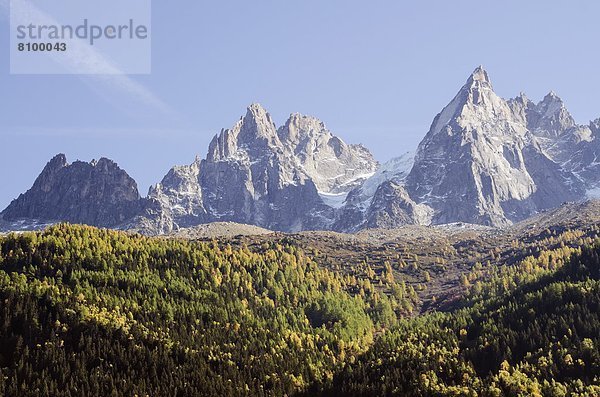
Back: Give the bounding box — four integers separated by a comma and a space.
1, 1, 599, 209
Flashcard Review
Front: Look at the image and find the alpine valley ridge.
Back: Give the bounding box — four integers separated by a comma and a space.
2, 66, 600, 235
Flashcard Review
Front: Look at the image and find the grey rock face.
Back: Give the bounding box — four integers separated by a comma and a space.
199, 104, 337, 232
527, 92, 577, 138
580, 119, 600, 190
556, 124, 600, 192
126, 158, 206, 235
129, 104, 372, 234
516, 92, 592, 167
363, 181, 432, 229
404, 67, 584, 227
592, 119, 600, 135
277, 113, 378, 194
1, 154, 143, 227
199, 104, 322, 231
521, 141, 584, 209
4, 69, 598, 234
507, 92, 600, 194
332, 152, 418, 232
504, 89, 600, 199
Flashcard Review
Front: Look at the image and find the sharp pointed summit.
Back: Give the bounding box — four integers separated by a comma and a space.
238, 103, 279, 146
467, 65, 492, 85
462, 66, 496, 107
45, 153, 68, 171
406, 66, 582, 226
206, 103, 278, 162
538, 91, 565, 111
427, 67, 503, 136
244, 103, 273, 125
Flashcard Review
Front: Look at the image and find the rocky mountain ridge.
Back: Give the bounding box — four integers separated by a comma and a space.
2, 67, 599, 234
405, 66, 585, 227
124, 103, 378, 234
1, 154, 143, 228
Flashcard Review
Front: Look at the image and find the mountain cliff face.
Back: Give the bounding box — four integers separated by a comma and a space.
3, 68, 599, 233
526, 92, 577, 138
518, 95, 600, 192
131, 158, 206, 234
404, 67, 584, 226
199, 104, 328, 232
1, 154, 143, 228
332, 152, 426, 231
362, 181, 433, 230
127, 104, 377, 234
277, 113, 377, 194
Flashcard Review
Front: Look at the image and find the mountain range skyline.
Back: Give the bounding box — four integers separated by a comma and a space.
2, 1, 600, 212
6, 66, 599, 201
3, 66, 599, 234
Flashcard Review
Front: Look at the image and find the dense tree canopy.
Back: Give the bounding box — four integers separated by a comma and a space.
0, 224, 599, 396
324, 243, 600, 396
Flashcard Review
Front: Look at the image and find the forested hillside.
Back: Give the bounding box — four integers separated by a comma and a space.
0, 225, 599, 396
324, 243, 600, 396
0, 225, 410, 396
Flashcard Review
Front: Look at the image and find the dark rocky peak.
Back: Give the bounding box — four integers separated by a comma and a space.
34, 153, 70, 193
1, 154, 143, 227
94, 157, 119, 169
45, 153, 68, 170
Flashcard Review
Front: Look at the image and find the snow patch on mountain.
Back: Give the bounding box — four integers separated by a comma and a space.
358, 152, 414, 203
318, 192, 348, 209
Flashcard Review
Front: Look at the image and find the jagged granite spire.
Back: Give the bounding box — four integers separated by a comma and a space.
467, 65, 492, 86
527, 92, 576, 137
207, 103, 280, 162
405, 67, 582, 226
277, 112, 378, 194
428, 66, 507, 137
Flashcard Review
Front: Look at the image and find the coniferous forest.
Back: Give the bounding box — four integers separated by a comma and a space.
1, 224, 600, 396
